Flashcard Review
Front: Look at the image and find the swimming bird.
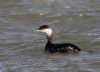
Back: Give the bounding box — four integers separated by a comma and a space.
36, 25, 81, 53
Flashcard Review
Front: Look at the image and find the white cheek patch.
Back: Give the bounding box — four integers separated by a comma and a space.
36, 28, 52, 36
43, 28, 52, 36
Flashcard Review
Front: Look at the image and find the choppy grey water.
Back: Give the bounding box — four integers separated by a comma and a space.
0, 0, 100, 72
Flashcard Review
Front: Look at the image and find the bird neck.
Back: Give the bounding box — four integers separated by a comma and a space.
46, 34, 52, 44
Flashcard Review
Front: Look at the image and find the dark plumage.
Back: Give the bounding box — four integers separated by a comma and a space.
36, 25, 81, 53
38, 25, 49, 30
45, 43, 81, 53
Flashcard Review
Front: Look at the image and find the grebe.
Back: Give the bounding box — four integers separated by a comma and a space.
36, 25, 81, 53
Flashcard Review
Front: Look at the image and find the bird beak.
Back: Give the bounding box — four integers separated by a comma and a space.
36, 29, 43, 32
32, 30, 39, 33
36, 29, 40, 32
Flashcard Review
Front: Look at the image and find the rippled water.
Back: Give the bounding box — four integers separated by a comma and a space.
0, 0, 100, 72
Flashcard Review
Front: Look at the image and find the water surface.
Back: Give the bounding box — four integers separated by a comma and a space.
0, 0, 100, 72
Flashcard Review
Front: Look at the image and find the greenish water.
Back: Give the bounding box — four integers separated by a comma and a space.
0, 0, 100, 72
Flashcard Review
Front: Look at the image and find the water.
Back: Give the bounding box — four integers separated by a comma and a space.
0, 0, 100, 72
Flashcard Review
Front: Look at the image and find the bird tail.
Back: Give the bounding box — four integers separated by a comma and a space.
74, 45, 81, 51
